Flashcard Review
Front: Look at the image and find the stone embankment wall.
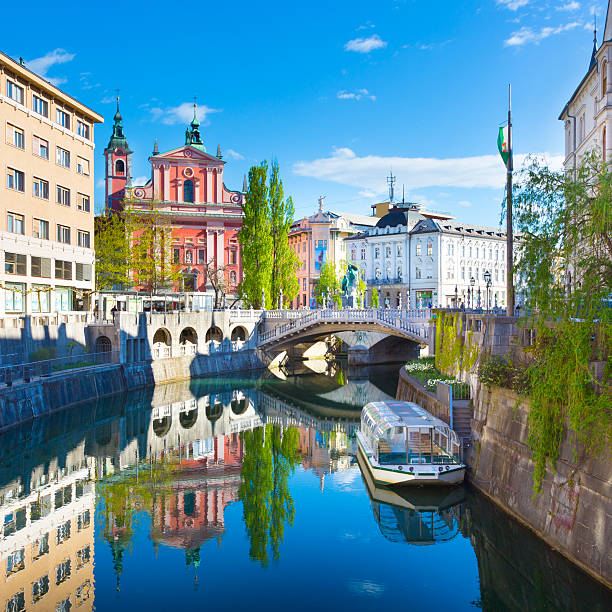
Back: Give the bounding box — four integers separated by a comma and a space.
396, 368, 450, 423
0, 349, 269, 433
468, 383, 611, 587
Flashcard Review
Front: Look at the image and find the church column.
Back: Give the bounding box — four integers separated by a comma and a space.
216, 169, 223, 203
206, 168, 213, 203
216, 230, 225, 267
207, 229, 215, 265
163, 164, 170, 201
153, 165, 160, 200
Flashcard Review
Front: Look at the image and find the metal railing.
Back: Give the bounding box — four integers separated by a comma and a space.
0, 350, 120, 387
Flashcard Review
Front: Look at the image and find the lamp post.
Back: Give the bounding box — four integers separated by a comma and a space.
484, 270, 492, 313
477, 287, 482, 310
470, 277, 475, 309
454, 285, 458, 308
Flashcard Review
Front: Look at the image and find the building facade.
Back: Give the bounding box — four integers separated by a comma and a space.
288, 198, 377, 308
105, 104, 244, 304
560, 3, 612, 173
346, 204, 510, 309
0, 51, 102, 315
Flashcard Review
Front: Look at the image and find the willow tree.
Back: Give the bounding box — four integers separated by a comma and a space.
511, 151, 611, 491
269, 161, 299, 307
238, 164, 273, 308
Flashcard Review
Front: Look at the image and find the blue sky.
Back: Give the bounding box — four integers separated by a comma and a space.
2, 0, 606, 225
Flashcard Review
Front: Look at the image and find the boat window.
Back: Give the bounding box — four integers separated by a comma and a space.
377, 427, 406, 465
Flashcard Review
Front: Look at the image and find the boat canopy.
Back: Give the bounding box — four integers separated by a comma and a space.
362, 402, 457, 438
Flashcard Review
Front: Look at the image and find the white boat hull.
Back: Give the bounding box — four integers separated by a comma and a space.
357, 434, 465, 486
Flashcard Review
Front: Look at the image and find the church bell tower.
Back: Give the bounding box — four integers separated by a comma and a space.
104, 98, 133, 213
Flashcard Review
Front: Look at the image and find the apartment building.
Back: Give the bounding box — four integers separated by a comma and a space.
0, 51, 103, 315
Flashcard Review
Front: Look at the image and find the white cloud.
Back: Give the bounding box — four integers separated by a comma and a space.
132, 176, 148, 186
344, 34, 387, 53
225, 148, 244, 160
496, 0, 530, 9
336, 88, 376, 101
458, 200, 472, 207
557, 1, 580, 11
27, 49, 75, 85
150, 102, 221, 125
504, 21, 581, 46
356, 22, 375, 31
96, 178, 105, 189
292, 146, 563, 192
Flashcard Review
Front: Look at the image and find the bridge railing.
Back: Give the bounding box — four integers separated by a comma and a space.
257, 307, 431, 345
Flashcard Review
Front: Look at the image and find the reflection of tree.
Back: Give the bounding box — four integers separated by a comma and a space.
239, 425, 300, 565
97, 459, 177, 589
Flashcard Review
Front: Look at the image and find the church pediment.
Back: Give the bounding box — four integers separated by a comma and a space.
152, 145, 225, 164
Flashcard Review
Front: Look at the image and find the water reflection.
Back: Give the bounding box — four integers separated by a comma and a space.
0, 363, 609, 611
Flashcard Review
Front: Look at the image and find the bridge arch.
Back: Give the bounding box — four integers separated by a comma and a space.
205, 326, 223, 343
231, 326, 247, 342
179, 327, 198, 345
95, 336, 112, 353
231, 397, 249, 415
179, 408, 198, 429
206, 398, 224, 422
153, 328, 172, 346
153, 415, 172, 437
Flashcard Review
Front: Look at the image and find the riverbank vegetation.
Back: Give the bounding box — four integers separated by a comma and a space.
509, 151, 611, 491
405, 357, 470, 397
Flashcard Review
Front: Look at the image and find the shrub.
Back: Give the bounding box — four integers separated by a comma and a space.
478, 354, 530, 394
30, 347, 57, 362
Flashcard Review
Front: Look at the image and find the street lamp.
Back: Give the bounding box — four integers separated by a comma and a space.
454, 285, 458, 308
470, 277, 475, 309
484, 270, 492, 313
477, 287, 482, 310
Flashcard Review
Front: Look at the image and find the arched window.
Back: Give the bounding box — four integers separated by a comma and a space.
603, 60, 608, 99
115, 159, 125, 175
183, 179, 194, 203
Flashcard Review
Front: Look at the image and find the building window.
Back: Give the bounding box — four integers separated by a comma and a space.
185, 250, 193, 264
77, 509, 90, 530
173, 248, 180, 264
495, 269, 499, 282
427, 243, 433, 256
461, 245, 465, 256
32, 575, 49, 603
425, 266, 433, 279
302, 278, 307, 291
56, 109, 70, 129
75, 263, 92, 281
230, 250, 237, 264
397, 245, 403, 257
475, 247, 479, 259
76, 120, 90, 139
351, 249, 356, 261
461, 266, 465, 280
415, 266, 422, 279
77, 230, 90, 248
32, 533, 50, 560
489, 248, 493, 260
501, 269, 505, 282
78, 194, 90, 212
361, 247, 366, 260
416, 243, 422, 256
77, 157, 89, 175
183, 179, 194, 202
385, 245, 391, 258
5, 591, 25, 612
374, 247, 380, 259
7, 80, 24, 104
33, 219, 50, 240
7, 213, 24, 235
32, 94, 49, 117
7, 123, 25, 149
57, 225, 70, 244
5, 253, 26, 275
31, 257, 51, 278
56, 186, 70, 206
32, 135, 49, 159
55, 260, 72, 280
7, 168, 25, 192
5, 282, 25, 312
198, 249, 205, 264
76, 545, 91, 569
56, 520, 71, 545
56, 147, 70, 168
115, 159, 125, 175
6, 548, 25, 575
33, 177, 49, 199
469, 246, 473, 257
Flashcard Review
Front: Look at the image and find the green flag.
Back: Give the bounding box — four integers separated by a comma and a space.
497, 126, 510, 165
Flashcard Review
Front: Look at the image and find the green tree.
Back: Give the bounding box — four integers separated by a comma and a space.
124, 199, 182, 293
95, 213, 131, 291
269, 161, 299, 308
238, 164, 273, 308
371, 287, 380, 308
313, 261, 341, 307
512, 151, 612, 491
357, 278, 366, 308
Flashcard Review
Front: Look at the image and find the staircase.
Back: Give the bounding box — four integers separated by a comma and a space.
452, 399, 472, 441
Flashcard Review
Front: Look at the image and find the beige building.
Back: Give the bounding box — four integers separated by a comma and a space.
0, 51, 103, 315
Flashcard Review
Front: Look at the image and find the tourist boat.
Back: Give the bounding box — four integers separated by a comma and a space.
356, 401, 465, 486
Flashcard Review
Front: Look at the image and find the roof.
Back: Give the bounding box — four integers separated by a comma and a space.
0, 49, 103, 123
362, 401, 451, 436
410, 218, 507, 240
329, 210, 378, 227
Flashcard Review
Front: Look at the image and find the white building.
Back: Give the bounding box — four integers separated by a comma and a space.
559, 3, 612, 173
346, 205, 511, 309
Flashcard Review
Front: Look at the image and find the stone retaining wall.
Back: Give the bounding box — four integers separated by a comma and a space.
396, 367, 450, 423
0, 349, 268, 433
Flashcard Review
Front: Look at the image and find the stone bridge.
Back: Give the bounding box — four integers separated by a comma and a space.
257, 308, 431, 353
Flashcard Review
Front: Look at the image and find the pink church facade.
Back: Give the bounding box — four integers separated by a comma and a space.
104, 103, 244, 300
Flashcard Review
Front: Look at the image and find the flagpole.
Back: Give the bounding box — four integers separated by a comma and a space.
506, 83, 514, 317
